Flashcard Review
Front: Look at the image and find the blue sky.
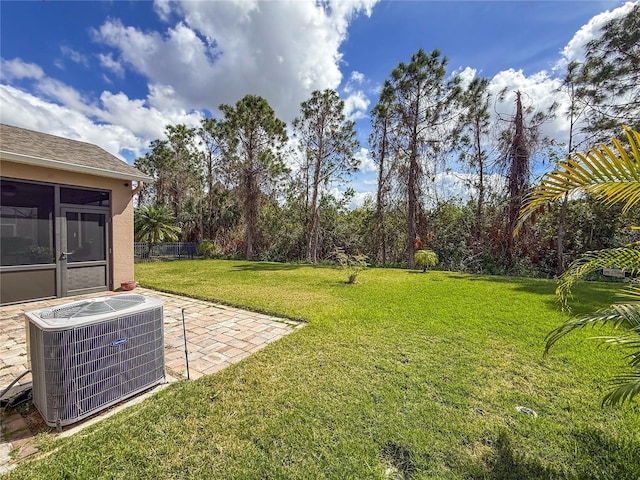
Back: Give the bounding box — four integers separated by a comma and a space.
0, 0, 634, 204
344, 1, 615, 77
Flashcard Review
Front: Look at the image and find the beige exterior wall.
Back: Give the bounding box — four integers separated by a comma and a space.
1, 160, 136, 290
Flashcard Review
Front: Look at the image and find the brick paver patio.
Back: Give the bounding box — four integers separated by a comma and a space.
0, 286, 303, 390
0, 286, 304, 471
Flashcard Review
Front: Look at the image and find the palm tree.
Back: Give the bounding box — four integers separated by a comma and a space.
134, 204, 182, 258
517, 126, 640, 406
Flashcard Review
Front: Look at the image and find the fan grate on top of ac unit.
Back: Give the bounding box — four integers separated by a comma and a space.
39, 294, 147, 319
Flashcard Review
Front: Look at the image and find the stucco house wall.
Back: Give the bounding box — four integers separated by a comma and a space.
0, 123, 151, 304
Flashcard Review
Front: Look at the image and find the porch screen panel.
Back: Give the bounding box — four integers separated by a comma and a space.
0, 179, 54, 266
66, 212, 106, 263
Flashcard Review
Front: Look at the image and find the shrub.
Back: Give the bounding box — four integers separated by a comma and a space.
414, 250, 438, 272
198, 239, 223, 259
335, 248, 368, 284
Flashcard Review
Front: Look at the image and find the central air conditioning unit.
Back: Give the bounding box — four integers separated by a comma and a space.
26, 294, 164, 428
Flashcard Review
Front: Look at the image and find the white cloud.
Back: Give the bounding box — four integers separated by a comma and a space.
35, 77, 98, 118
432, 172, 506, 204
447, 3, 635, 159
350, 190, 374, 208
343, 90, 370, 121
456, 66, 564, 144
485, 1, 630, 152
0, 58, 44, 81
153, 0, 173, 22
0, 84, 145, 160
98, 89, 203, 141
350, 71, 365, 83
342, 70, 370, 120
0, 65, 204, 159
426, 3, 632, 207
1, 1, 378, 168
555, 1, 636, 70
60, 46, 89, 67
355, 147, 376, 172
456, 66, 477, 89
146, 83, 189, 114
325, 185, 373, 209
489, 68, 567, 143
334, 3, 633, 207
2, 0, 629, 206
93, 0, 378, 121
344, 70, 365, 93
98, 53, 125, 78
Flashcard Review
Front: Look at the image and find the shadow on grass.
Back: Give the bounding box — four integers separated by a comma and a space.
477, 430, 559, 479
462, 274, 620, 316
569, 426, 640, 479
231, 262, 304, 272
474, 428, 639, 479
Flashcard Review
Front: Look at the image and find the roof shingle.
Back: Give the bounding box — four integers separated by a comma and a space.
0, 123, 150, 181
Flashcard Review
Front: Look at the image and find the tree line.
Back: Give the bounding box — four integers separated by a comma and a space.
134, 5, 639, 277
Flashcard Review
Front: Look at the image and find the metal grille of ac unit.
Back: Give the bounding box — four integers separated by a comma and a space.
39, 294, 146, 319
27, 295, 164, 427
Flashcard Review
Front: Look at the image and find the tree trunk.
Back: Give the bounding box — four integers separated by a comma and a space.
507, 91, 529, 262
476, 167, 484, 241
206, 152, 215, 239
306, 205, 320, 263
306, 144, 323, 263
407, 148, 418, 269
475, 116, 485, 244
557, 80, 575, 276
405, 82, 422, 270
375, 124, 388, 265
557, 193, 568, 275
244, 172, 259, 260
407, 92, 420, 269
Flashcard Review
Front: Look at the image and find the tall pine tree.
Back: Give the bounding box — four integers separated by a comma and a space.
292, 89, 359, 263
219, 95, 288, 260
390, 49, 459, 268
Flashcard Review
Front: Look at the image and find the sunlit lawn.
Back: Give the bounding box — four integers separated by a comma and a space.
8, 260, 640, 479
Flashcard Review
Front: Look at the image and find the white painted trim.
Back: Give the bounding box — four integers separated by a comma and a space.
0, 150, 152, 182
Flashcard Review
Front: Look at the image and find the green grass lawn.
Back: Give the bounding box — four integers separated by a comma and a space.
8, 261, 640, 479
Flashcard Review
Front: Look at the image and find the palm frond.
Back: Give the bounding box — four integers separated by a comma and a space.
545, 301, 640, 353
617, 281, 640, 301
556, 248, 640, 307
549, 310, 640, 407
515, 127, 640, 235
596, 329, 640, 366
527, 127, 640, 406
602, 370, 640, 407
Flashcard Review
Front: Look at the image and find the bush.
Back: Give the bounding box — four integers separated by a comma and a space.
198, 239, 223, 259
335, 248, 368, 284
414, 250, 438, 272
